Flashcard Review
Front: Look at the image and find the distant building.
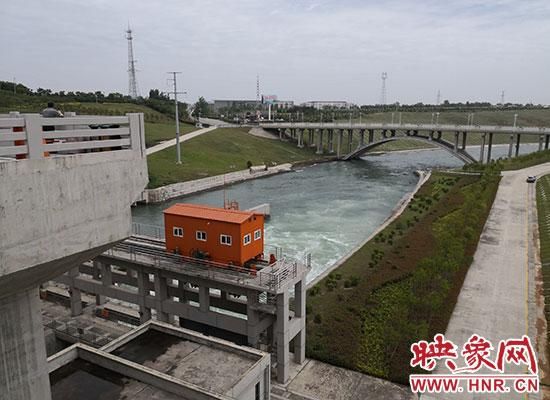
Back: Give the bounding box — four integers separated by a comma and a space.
211, 99, 258, 112
211, 97, 294, 112
301, 101, 352, 109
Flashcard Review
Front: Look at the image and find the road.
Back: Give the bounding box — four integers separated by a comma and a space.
424, 162, 550, 400
145, 126, 216, 156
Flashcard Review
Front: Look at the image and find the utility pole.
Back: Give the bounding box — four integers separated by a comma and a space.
167, 71, 185, 164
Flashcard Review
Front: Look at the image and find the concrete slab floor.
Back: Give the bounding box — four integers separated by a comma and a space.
273, 359, 415, 400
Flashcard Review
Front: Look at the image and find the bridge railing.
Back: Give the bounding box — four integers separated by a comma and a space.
0, 112, 146, 160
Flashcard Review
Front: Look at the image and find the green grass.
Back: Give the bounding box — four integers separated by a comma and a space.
144, 122, 197, 148
146, 128, 326, 188
306, 169, 500, 383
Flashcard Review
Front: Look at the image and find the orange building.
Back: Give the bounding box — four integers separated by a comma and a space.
163, 203, 265, 266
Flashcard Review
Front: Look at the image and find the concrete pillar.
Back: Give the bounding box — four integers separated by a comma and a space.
359, 129, 365, 147
68, 267, 82, 317
515, 134, 521, 157
327, 130, 334, 153
154, 273, 169, 323
462, 132, 467, 150
337, 129, 343, 158
368, 129, 374, 143
437, 131, 442, 140
429, 131, 434, 141
0, 288, 52, 400
275, 291, 290, 383
347, 129, 353, 153
454, 132, 459, 151
539, 135, 544, 151
316, 129, 323, 154
486, 132, 493, 163
479, 133, 486, 164
101, 262, 112, 287
546, 135, 550, 150
246, 290, 260, 347
278, 129, 283, 140
294, 280, 306, 364
199, 285, 210, 313
508, 134, 514, 158
137, 270, 152, 324
92, 261, 105, 305
309, 129, 315, 147
297, 129, 304, 148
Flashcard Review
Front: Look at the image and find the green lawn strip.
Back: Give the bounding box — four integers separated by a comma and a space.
463, 149, 550, 172
536, 174, 550, 384
144, 122, 198, 148
306, 168, 500, 384
146, 127, 325, 188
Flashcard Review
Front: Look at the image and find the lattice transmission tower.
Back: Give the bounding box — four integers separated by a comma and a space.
256, 74, 260, 104
126, 25, 139, 99
380, 72, 388, 105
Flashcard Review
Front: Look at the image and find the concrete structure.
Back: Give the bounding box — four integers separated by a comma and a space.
0, 113, 148, 399
48, 320, 270, 399
261, 121, 550, 164
301, 101, 352, 109
53, 234, 309, 384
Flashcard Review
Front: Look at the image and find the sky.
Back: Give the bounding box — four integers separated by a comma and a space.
1, 0, 549, 105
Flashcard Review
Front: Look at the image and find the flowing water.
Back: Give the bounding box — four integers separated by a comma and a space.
132, 144, 538, 283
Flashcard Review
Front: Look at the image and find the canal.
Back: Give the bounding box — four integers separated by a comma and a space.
132, 144, 538, 283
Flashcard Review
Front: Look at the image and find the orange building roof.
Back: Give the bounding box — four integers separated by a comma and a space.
163, 203, 260, 224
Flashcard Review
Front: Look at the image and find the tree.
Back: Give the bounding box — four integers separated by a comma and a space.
193, 97, 210, 117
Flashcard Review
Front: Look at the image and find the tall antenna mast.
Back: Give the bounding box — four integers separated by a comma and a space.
126, 25, 139, 99
256, 74, 260, 104
380, 72, 388, 105
436, 89, 441, 106
167, 72, 186, 164
500, 90, 505, 105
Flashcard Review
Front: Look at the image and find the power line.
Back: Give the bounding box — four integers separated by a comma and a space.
167, 72, 186, 164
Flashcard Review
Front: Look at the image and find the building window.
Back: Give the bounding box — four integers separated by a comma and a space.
196, 231, 207, 241
254, 229, 262, 241
220, 234, 232, 246
173, 227, 183, 237
243, 233, 251, 246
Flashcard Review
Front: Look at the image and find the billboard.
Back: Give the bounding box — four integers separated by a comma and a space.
262, 95, 278, 105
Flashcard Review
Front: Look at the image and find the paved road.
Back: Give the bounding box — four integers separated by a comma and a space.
424, 162, 550, 400
145, 126, 216, 156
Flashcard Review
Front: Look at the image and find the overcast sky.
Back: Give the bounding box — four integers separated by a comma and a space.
1, 0, 549, 105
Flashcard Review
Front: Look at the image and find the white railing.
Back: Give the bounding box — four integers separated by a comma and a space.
0, 112, 146, 160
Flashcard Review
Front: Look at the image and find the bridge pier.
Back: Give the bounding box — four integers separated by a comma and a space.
368, 129, 374, 144
462, 132, 467, 150
429, 131, 434, 141
508, 134, 514, 158
347, 129, 353, 153
515, 134, 521, 157
328, 129, 334, 153
486, 132, 493, 163
539, 135, 544, 151
546, 135, 550, 150
316, 129, 323, 154
454, 131, 459, 151
480, 133, 486, 164
309, 129, 315, 148
337, 129, 343, 158
297, 129, 304, 148
359, 129, 365, 148
437, 131, 442, 140
279, 128, 283, 140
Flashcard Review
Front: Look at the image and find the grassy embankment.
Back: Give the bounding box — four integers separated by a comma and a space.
306, 168, 501, 384
536, 174, 550, 380
146, 127, 327, 188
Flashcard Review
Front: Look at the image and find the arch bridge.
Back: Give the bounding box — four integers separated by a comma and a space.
259, 122, 550, 164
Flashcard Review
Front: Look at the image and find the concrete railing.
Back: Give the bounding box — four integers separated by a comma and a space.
0, 112, 146, 159
260, 121, 550, 136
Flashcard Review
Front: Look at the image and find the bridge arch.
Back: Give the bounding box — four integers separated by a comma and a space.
343, 135, 477, 164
